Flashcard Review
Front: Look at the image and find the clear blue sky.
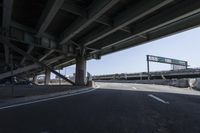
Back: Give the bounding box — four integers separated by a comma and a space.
87, 27, 200, 75
56, 27, 200, 77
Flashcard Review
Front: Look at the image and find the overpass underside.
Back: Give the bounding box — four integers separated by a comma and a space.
0, 0, 200, 86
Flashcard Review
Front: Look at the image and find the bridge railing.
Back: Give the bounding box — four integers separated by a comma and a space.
93, 68, 200, 80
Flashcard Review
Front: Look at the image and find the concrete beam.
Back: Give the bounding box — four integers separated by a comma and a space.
2, 0, 14, 65
0, 63, 39, 80
3, 0, 13, 31
61, 2, 87, 17
37, 0, 65, 36
53, 59, 75, 70
41, 1, 200, 70
59, 0, 120, 44
39, 49, 55, 61
60, 2, 131, 33
32, 56, 74, 76
20, 45, 34, 65
95, 0, 200, 51
3, 42, 9, 65
43, 55, 65, 65
82, 0, 173, 46
97, 13, 200, 57
11, 21, 56, 40
0, 55, 65, 80
61, 3, 110, 26
0, 39, 75, 85
5, 26, 65, 54
84, 30, 131, 49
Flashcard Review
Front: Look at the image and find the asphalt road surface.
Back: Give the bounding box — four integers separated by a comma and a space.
0, 82, 200, 133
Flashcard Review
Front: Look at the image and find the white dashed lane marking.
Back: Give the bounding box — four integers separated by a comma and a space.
0, 88, 96, 110
148, 94, 169, 104
132, 87, 137, 90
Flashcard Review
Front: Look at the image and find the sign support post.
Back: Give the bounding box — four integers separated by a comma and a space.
146, 55, 188, 80
147, 55, 150, 80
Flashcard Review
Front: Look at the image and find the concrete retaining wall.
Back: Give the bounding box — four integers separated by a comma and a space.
0, 85, 83, 98
188, 78, 200, 90
96, 79, 189, 88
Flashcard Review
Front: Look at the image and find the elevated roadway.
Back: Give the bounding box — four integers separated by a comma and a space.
0, 0, 200, 85
93, 68, 200, 80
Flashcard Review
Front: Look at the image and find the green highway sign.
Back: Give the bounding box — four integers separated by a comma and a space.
147, 55, 187, 66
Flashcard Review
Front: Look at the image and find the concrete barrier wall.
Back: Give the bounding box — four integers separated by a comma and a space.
0, 85, 83, 97
188, 78, 200, 90
96, 79, 189, 88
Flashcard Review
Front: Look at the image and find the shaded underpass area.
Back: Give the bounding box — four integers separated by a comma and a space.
0, 82, 200, 133
0, 0, 200, 132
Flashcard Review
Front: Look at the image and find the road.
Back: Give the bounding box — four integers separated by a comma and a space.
0, 82, 200, 133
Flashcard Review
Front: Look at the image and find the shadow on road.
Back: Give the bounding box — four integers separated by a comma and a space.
0, 87, 199, 133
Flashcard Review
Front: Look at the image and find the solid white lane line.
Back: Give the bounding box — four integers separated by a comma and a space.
41, 131, 49, 133
132, 87, 137, 90
0, 88, 96, 110
148, 94, 169, 104
121, 84, 127, 87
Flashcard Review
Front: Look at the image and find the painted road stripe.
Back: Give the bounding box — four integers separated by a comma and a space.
132, 87, 137, 90
148, 94, 169, 104
0, 88, 97, 110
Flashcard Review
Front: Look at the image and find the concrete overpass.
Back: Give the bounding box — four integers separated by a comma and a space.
0, 0, 200, 85
93, 68, 200, 80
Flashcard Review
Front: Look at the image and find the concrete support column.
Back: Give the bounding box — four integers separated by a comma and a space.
45, 69, 51, 85
33, 75, 37, 84
75, 56, 86, 86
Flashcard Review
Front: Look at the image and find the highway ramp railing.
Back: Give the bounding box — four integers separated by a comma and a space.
96, 79, 189, 88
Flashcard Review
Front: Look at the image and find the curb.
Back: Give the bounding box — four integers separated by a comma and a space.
0, 87, 96, 110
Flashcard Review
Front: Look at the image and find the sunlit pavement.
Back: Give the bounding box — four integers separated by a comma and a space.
0, 82, 200, 133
